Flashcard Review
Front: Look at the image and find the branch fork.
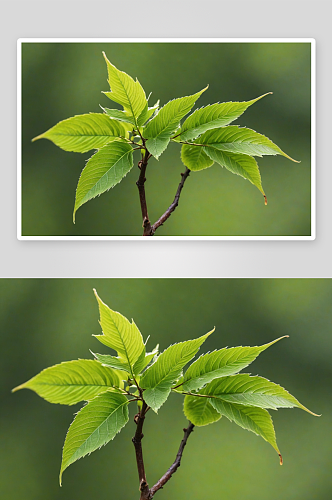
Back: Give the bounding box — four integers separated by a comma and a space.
132, 401, 195, 499
136, 148, 191, 236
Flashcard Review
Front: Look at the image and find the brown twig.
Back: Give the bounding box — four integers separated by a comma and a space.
149, 423, 195, 497
132, 401, 150, 500
150, 167, 191, 235
136, 147, 152, 236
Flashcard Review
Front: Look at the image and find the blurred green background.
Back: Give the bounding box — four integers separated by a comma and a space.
1, 278, 330, 499
21, 42, 311, 236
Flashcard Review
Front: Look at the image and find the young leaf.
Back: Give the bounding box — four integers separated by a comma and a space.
102, 52, 147, 125
181, 143, 214, 171
132, 343, 159, 376
203, 148, 266, 202
73, 139, 133, 221
32, 113, 127, 153
60, 391, 129, 484
137, 100, 160, 126
209, 399, 281, 461
140, 329, 214, 412
175, 93, 272, 142
12, 359, 122, 405
181, 337, 287, 392
183, 394, 221, 426
204, 374, 318, 414
93, 290, 145, 377
91, 351, 131, 373
197, 126, 298, 161
102, 107, 136, 126
144, 87, 208, 158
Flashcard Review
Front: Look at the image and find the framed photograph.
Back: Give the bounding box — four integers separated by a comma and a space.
18, 38, 315, 240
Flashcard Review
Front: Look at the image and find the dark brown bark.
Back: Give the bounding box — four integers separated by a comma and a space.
132, 402, 150, 500
136, 149, 152, 236
150, 167, 191, 235
149, 423, 195, 497
133, 415, 195, 500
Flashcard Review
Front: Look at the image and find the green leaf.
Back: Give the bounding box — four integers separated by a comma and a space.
91, 351, 131, 373
73, 139, 133, 221
32, 113, 128, 153
137, 101, 159, 126
181, 143, 214, 171
204, 374, 318, 414
132, 343, 159, 376
102, 52, 147, 125
175, 93, 272, 142
12, 359, 122, 405
144, 87, 208, 158
140, 329, 214, 412
183, 395, 221, 426
210, 399, 281, 460
198, 126, 298, 161
181, 337, 287, 392
203, 147, 266, 202
93, 290, 145, 377
102, 108, 136, 126
60, 391, 129, 484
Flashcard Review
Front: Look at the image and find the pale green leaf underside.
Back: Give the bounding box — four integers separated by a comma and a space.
91, 352, 131, 373
205, 374, 317, 414
181, 337, 286, 392
103, 52, 147, 124
73, 140, 133, 220
176, 93, 272, 142
198, 126, 298, 161
204, 147, 265, 199
32, 113, 128, 153
137, 101, 159, 127
140, 329, 214, 411
103, 108, 136, 126
183, 395, 221, 426
60, 391, 129, 484
143, 386, 173, 412
132, 344, 159, 376
181, 143, 214, 171
12, 359, 121, 405
93, 290, 145, 375
210, 399, 280, 456
144, 87, 208, 158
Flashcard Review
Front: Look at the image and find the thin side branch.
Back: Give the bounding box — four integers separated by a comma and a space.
149, 422, 195, 498
150, 168, 191, 235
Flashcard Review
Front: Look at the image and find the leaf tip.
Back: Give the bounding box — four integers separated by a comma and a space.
264, 194, 267, 206
31, 133, 43, 142
279, 453, 283, 465
12, 383, 24, 393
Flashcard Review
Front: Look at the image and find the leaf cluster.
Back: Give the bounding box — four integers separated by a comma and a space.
32, 53, 298, 224
13, 290, 317, 485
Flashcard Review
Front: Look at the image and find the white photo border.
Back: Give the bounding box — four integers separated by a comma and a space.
17, 38, 316, 241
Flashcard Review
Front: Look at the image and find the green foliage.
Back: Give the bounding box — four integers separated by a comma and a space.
60, 391, 129, 485
139, 329, 214, 412
73, 140, 133, 220
32, 53, 298, 229
12, 359, 125, 405
13, 290, 317, 485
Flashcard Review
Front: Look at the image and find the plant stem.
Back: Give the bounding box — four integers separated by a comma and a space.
136, 146, 191, 236
149, 423, 195, 497
136, 147, 152, 236
150, 168, 191, 235
132, 401, 150, 500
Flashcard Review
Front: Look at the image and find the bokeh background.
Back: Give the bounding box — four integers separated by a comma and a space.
21, 42, 312, 236
1, 278, 330, 499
